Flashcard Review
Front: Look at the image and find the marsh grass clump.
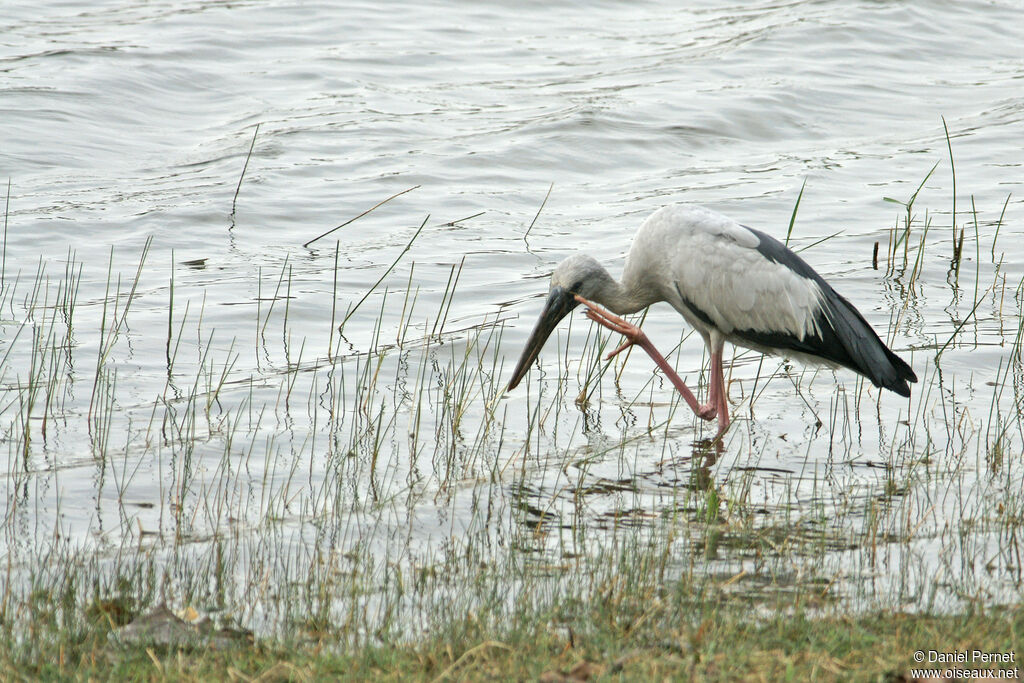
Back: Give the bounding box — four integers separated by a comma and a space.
1, 160, 1023, 678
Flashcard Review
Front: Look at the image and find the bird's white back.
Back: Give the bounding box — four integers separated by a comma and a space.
623, 204, 826, 344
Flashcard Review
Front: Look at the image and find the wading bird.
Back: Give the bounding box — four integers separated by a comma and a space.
506, 204, 916, 436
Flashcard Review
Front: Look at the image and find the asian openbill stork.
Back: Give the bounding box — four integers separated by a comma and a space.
506, 204, 916, 436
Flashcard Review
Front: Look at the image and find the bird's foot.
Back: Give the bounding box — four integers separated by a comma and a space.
574, 294, 705, 421
574, 295, 646, 360
696, 403, 717, 421
605, 339, 635, 361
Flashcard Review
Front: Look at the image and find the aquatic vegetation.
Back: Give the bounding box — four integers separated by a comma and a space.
0, 161, 1022, 676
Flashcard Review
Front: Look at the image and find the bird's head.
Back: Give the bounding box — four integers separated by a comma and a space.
549, 253, 613, 300
506, 254, 612, 391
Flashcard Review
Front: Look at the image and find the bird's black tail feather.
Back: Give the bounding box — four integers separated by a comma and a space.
732, 288, 917, 396
824, 290, 917, 396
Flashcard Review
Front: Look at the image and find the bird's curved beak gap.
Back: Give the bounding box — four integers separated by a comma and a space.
506, 286, 579, 391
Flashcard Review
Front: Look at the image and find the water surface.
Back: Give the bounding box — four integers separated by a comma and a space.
3, 0, 1024, 635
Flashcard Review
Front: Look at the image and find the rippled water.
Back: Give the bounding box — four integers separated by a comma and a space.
3, 0, 1024, 633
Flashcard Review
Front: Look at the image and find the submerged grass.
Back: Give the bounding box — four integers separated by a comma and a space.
1, 154, 1023, 678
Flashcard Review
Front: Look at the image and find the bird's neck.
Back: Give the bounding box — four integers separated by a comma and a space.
596, 272, 656, 316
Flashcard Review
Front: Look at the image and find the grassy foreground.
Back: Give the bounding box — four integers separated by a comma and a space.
4, 599, 1021, 681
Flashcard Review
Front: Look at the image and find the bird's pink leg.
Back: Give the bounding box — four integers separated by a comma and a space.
574, 295, 710, 422
698, 350, 720, 422
709, 348, 729, 434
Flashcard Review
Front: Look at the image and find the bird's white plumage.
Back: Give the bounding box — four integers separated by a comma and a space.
623, 205, 826, 344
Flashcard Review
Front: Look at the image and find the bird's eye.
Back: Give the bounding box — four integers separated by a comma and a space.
570, 280, 583, 293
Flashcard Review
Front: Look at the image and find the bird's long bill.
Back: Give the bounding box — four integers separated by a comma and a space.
506, 286, 578, 391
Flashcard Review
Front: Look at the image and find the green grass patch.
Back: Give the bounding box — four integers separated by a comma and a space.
4, 597, 1021, 682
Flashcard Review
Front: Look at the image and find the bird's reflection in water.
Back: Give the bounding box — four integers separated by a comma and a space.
687, 437, 721, 492
508, 419, 724, 538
